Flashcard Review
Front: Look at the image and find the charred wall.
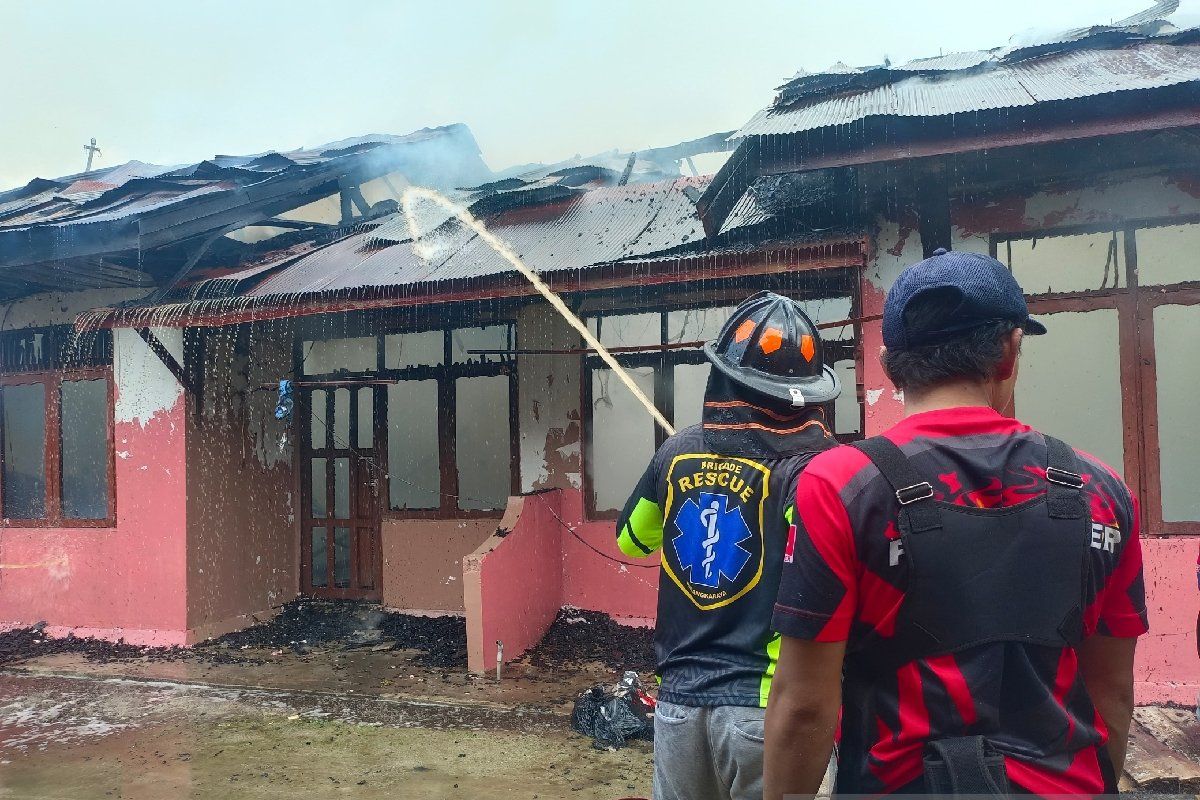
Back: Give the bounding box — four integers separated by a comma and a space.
184, 322, 296, 641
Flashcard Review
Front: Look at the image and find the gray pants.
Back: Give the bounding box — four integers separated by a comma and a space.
652, 700, 835, 800
652, 701, 766, 800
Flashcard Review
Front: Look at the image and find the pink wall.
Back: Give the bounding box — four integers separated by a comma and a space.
557, 489, 659, 622
464, 493, 563, 672
1136, 537, 1198, 704
0, 403, 190, 646
383, 517, 497, 614
862, 211, 1197, 704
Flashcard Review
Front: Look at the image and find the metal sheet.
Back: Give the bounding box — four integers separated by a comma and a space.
740, 42, 1200, 137
0, 124, 492, 275
240, 177, 713, 296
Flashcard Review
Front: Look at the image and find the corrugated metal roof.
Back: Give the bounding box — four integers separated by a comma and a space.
0, 124, 493, 278
235, 178, 713, 296
739, 41, 1200, 137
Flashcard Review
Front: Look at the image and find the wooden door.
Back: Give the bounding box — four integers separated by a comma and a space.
300, 385, 382, 599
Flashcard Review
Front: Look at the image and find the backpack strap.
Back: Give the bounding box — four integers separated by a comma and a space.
1043, 435, 1086, 520
850, 437, 942, 533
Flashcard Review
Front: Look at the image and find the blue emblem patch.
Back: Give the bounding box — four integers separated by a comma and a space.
671, 492, 753, 589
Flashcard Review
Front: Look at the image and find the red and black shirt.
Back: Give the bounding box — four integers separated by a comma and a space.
773, 407, 1148, 796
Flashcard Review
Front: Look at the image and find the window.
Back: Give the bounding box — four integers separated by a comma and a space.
583, 297, 862, 516
301, 325, 516, 518
0, 372, 114, 526
994, 219, 1200, 535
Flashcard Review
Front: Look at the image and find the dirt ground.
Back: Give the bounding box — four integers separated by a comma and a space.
0, 670, 654, 800
0, 605, 659, 799
2, 605, 1196, 797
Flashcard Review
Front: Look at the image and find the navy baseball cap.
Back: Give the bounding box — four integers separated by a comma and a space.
883, 248, 1047, 350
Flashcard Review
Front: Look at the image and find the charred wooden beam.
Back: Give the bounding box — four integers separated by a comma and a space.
136, 327, 198, 396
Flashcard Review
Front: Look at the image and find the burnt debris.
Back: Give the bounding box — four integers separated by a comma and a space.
522, 609, 655, 672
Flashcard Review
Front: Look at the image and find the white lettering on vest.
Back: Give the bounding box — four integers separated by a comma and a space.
889, 538, 905, 567
1090, 522, 1121, 553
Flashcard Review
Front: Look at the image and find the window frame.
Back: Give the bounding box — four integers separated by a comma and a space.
581, 298, 863, 521
297, 326, 519, 520
0, 368, 116, 528
992, 215, 1200, 537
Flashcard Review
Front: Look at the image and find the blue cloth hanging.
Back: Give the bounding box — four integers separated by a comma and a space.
275, 379, 294, 421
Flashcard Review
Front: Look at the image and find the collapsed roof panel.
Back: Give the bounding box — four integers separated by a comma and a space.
0, 125, 492, 292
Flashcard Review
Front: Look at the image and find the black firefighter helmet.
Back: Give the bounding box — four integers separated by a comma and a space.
703, 291, 841, 407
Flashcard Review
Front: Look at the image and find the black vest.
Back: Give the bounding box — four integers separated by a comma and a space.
848, 434, 1090, 672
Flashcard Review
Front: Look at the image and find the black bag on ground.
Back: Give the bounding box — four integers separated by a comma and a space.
570, 686, 605, 737
570, 685, 653, 749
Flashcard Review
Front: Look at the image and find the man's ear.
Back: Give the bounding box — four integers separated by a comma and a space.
994, 328, 1023, 381
879, 345, 895, 385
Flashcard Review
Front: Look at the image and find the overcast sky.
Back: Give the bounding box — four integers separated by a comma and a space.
0, 0, 1145, 189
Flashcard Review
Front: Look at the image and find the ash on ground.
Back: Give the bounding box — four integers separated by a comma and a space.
203, 600, 468, 668
522, 609, 655, 672
0, 622, 209, 667
0, 601, 467, 669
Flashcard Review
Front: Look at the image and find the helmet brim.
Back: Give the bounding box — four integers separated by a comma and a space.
703, 341, 842, 406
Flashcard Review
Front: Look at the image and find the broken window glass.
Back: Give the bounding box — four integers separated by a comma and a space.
302, 337, 377, 375
333, 388, 351, 448
455, 375, 511, 510
309, 389, 327, 449
311, 527, 328, 588
1152, 303, 1200, 522
334, 458, 350, 518
590, 366, 656, 513
2, 382, 46, 519
589, 313, 661, 348
666, 307, 733, 344
60, 379, 109, 519
310, 458, 327, 518
356, 388, 374, 450
384, 331, 443, 369
832, 359, 861, 435
387, 380, 440, 509
1001, 232, 1124, 295
334, 526, 351, 588
672, 363, 711, 431
1015, 308, 1125, 475
451, 325, 511, 364
798, 296, 854, 341
1134, 223, 1200, 287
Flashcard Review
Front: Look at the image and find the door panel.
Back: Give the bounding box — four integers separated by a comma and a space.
301, 386, 382, 599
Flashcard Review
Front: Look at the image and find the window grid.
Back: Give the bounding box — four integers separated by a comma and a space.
582, 303, 862, 519
0, 369, 115, 528
298, 326, 518, 519
992, 216, 1200, 537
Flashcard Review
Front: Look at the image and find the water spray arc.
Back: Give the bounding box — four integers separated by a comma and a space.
400, 186, 675, 436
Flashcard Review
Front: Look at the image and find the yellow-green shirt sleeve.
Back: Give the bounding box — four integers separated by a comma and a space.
617, 497, 664, 557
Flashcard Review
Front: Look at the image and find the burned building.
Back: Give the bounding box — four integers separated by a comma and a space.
0, 4, 1195, 706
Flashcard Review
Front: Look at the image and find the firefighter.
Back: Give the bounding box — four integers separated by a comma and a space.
765, 249, 1148, 797
615, 291, 840, 800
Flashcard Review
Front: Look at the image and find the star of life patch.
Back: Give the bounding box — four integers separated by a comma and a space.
662, 454, 769, 610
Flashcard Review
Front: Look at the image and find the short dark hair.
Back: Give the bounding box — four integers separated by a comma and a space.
882, 287, 1019, 393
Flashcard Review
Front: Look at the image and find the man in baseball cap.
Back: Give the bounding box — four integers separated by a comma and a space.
765, 249, 1147, 797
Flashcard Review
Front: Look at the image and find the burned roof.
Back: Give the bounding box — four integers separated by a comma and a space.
93, 171, 864, 329
740, 37, 1200, 138
237, 177, 712, 296
0, 125, 491, 296
697, 3, 1200, 236
743, 0, 1200, 138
